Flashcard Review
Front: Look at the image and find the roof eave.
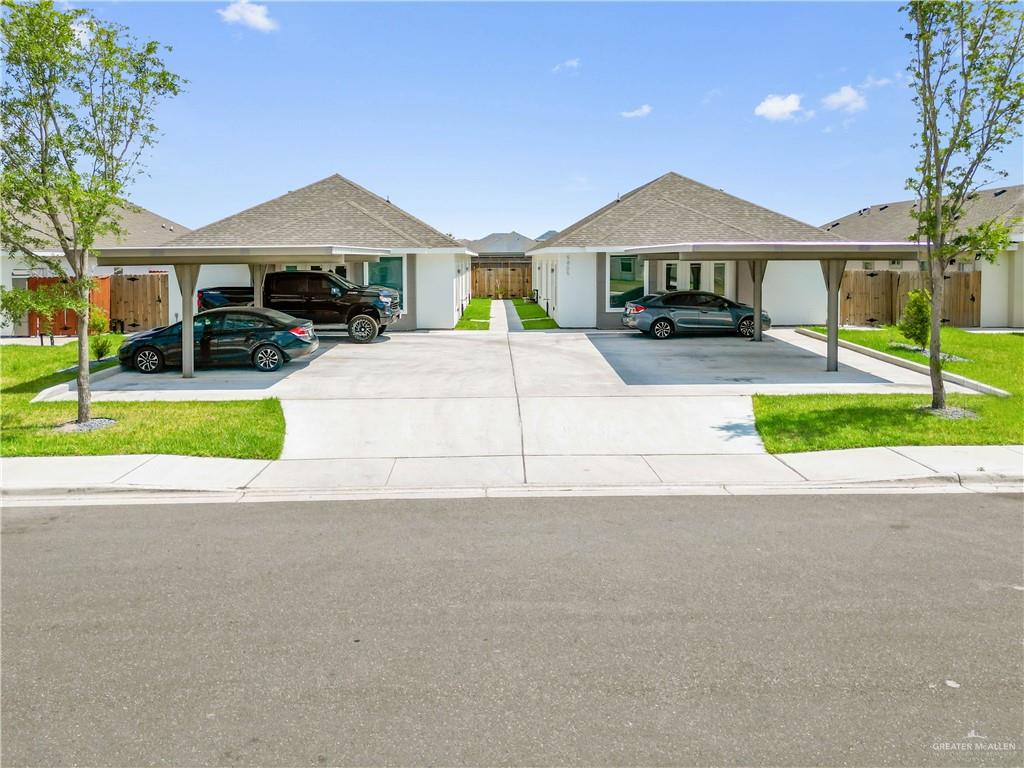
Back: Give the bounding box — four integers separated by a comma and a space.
94, 244, 391, 267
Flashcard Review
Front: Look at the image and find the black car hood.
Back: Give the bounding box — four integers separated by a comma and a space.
359, 286, 398, 299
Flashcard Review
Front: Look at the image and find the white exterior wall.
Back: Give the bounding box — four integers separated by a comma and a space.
761, 261, 827, 326
1011, 244, 1024, 327
415, 252, 459, 329
554, 252, 597, 327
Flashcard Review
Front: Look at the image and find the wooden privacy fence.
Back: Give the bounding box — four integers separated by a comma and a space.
109, 272, 169, 333
27, 275, 111, 336
840, 270, 981, 327
472, 261, 532, 299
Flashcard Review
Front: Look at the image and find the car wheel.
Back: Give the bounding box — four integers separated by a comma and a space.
348, 314, 379, 344
650, 319, 674, 339
252, 344, 283, 372
134, 346, 164, 373
738, 317, 755, 337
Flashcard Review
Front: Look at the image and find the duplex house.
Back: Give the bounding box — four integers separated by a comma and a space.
527, 172, 853, 327
824, 185, 1024, 327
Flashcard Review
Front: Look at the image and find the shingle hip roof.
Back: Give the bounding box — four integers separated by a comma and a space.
536, 172, 844, 249
466, 231, 539, 255
822, 185, 1024, 242
9, 205, 190, 249
165, 174, 460, 250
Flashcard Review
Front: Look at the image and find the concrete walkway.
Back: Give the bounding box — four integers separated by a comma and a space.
2, 446, 1021, 503
503, 300, 525, 331
488, 299, 509, 333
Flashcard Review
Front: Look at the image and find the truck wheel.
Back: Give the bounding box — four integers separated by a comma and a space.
134, 347, 164, 373
348, 314, 379, 343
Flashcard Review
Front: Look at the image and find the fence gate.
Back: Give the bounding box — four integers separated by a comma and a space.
472, 261, 532, 299
27, 275, 111, 336
110, 272, 169, 333
841, 269, 980, 327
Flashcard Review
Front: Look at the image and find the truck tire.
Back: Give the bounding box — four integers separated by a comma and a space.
348, 314, 379, 343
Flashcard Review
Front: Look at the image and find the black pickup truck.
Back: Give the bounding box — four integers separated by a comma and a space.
198, 270, 400, 343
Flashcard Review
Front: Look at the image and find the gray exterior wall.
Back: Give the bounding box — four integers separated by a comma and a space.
390, 253, 416, 331
594, 251, 624, 330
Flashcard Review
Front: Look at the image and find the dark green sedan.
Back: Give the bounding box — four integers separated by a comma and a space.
118, 307, 319, 373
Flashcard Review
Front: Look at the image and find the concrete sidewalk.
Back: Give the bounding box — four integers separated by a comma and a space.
2, 445, 1020, 504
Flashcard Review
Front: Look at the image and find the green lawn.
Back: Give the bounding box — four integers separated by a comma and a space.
455, 297, 491, 330
512, 297, 559, 330
1, 340, 285, 459
754, 327, 1024, 453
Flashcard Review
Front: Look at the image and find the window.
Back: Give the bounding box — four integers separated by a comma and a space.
223, 312, 267, 330
608, 255, 644, 309
367, 256, 405, 309
273, 273, 308, 293
862, 261, 873, 270
713, 263, 726, 295
665, 263, 678, 291
689, 263, 702, 290
889, 259, 903, 268
692, 293, 719, 307
663, 293, 696, 307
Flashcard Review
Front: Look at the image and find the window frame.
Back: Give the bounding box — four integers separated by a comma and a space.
606, 253, 645, 313
363, 254, 408, 312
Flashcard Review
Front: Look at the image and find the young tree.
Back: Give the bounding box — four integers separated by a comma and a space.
903, 0, 1024, 409
1, 0, 182, 422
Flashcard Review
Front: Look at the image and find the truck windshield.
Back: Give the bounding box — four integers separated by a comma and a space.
327, 273, 359, 291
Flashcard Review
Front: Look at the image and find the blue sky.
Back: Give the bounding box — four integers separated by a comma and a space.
90, 1, 1023, 239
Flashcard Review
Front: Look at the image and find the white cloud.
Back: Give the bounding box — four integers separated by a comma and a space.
823, 85, 867, 113
552, 58, 580, 74
620, 104, 652, 119
753, 93, 805, 121
859, 75, 892, 89
217, 0, 279, 32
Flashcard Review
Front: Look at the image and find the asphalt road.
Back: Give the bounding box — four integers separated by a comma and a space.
3, 494, 1022, 767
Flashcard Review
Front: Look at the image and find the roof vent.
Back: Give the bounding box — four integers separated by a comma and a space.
169, 226, 174, 231
994, 189, 1006, 197
879, 205, 889, 211
385, 195, 391, 204
831, 222, 840, 228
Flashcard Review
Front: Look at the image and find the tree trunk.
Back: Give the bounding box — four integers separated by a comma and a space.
76, 302, 91, 424
928, 257, 946, 410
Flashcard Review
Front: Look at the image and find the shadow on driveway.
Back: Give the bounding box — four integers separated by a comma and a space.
586, 332, 889, 386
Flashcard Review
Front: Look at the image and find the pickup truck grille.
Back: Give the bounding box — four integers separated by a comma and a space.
390, 297, 401, 313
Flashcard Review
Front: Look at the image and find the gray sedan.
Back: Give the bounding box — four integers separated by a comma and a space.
622, 291, 771, 339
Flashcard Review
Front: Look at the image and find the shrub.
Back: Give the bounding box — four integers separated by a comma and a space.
90, 334, 116, 361
898, 288, 931, 348
88, 307, 110, 335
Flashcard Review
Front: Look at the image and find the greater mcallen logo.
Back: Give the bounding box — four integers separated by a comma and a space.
932, 728, 1018, 754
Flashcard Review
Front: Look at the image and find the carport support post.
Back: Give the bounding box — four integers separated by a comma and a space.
747, 259, 767, 341
175, 264, 201, 378
820, 259, 846, 372
249, 264, 269, 308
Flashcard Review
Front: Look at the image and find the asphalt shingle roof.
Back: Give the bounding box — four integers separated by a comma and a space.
822, 185, 1024, 241
9, 205, 189, 249
465, 231, 538, 255
167, 174, 460, 249
536, 172, 842, 249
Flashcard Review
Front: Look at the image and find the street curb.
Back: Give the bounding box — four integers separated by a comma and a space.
31, 364, 123, 404
794, 328, 1010, 396
4, 472, 1021, 505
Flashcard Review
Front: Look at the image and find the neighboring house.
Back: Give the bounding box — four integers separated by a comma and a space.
1, 205, 190, 335
151, 174, 474, 330
527, 172, 849, 327
464, 231, 537, 298
823, 185, 1024, 327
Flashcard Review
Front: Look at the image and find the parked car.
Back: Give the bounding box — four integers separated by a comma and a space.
198, 270, 400, 343
622, 291, 771, 339
118, 307, 319, 373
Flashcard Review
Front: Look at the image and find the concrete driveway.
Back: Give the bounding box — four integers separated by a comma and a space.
35, 328, 968, 486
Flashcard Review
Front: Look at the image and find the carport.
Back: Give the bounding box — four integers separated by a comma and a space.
624, 241, 925, 371
95, 245, 388, 377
